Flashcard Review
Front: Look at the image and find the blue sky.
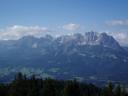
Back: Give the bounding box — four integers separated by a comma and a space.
0, 0, 128, 28
0, 0, 128, 45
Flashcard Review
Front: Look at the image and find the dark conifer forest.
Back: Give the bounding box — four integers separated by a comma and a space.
0, 73, 128, 96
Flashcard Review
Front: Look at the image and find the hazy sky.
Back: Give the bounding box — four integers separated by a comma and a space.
0, 0, 128, 45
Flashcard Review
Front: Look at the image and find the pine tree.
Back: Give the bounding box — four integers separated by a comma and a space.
42, 78, 57, 96
114, 84, 121, 96
107, 82, 114, 96
63, 80, 80, 96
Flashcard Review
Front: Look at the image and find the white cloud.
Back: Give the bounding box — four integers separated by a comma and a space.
105, 19, 128, 46
0, 25, 50, 40
110, 32, 128, 46
62, 23, 80, 31
106, 19, 128, 26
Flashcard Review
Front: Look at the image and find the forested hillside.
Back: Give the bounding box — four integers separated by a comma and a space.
0, 73, 128, 96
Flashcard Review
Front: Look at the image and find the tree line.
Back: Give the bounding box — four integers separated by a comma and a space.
0, 73, 128, 96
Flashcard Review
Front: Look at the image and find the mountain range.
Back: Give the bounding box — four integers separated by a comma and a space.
0, 32, 128, 85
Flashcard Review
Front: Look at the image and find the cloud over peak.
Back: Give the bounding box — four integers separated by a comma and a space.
110, 32, 128, 46
62, 23, 80, 31
0, 25, 49, 40
0, 24, 128, 46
